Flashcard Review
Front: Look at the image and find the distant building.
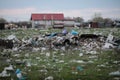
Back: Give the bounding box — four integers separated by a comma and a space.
31, 13, 75, 29
0, 23, 5, 30
114, 20, 120, 27
89, 22, 98, 28
64, 18, 75, 27
31, 13, 64, 29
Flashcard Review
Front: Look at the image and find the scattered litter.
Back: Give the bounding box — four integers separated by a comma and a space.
97, 69, 101, 71
62, 29, 68, 34
26, 62, 31, 67
5, 65, 14, 71
106, 33, 114, 43
39, 69, 48, 73
1, 28, 120, 79
76, 66, 83, 71
97, 64, 106, 67
102, 42, 115, 49
15, 69, 24, 80
109, 71, 120, 76
87, 51, 97, 54
41, 47, 47, 52
76, 60, 86, 63
46, 52, 50, 57
61, 47, 65, 51
15, 59, 24, 65
113, 61, 120, 64
59, 60, 64, 63
0, 69, 10, 77
60, 53, 65, 56
15, 69, 27, 80
87, 60, 94, 63
25, 53, 29, 57
12, 47, 18, 51
13, 54, 20, 57
113, 77, 120, 80
6, 59, 11, 63
79, 53, 83, 57
32, 48, 40, 52
70, 60, 86, 63
45, 76, 53, 80
89, 55, 97, 59
71, 30, 78, 35
118, 45, 120, 49
36, 57, 40, 60
71, 71, 78, 75
7, 34, 16, 40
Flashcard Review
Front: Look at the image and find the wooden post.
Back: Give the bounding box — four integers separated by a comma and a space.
32, 20, 34, 28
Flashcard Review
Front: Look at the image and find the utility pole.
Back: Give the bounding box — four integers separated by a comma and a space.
51, 15, 54, 28
44, 15, 46, 29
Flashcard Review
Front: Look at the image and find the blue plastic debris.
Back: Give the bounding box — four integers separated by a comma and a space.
71, 30, 78, 35
76, 66, 83, 71
48, 33, 57, 38
62, 29, 68, 34
109, 71, 120, 76
15, 69, 27, 80
15, 69, 21, 74
118, 45, 120, 49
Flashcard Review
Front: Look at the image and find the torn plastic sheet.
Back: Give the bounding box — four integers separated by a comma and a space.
109, 71, 120, 76
7, 35, 16, 40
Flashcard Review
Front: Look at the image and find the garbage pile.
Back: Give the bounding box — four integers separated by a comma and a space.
0, 30, 119, 51
0, 29, 120, 79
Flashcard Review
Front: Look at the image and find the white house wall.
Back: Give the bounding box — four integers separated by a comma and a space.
35, 20, 63, 25
32, 20, 35, 28
54, 21, 64, 24
32, 20, 75, 28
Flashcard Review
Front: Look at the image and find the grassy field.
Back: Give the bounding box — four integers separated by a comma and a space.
0, 28, 120, 80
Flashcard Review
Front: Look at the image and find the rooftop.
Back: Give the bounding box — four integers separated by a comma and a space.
31, 13, 64, 21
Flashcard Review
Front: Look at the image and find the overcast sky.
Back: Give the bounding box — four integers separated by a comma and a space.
0, 0, 120, 21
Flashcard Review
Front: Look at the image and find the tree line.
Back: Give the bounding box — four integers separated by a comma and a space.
0, 13, 118, 23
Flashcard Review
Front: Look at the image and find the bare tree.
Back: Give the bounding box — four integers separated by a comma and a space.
74, 17, 84, 23
0, 18, 7, 23
92, 13, 104, 22
103, 18, 113, 23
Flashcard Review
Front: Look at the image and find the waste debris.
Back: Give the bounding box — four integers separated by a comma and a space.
79, 53, 83, 57
0, 28, 120, 80
0, 69, 10, 77
1, 29, 119, 51
45, 76, 53, 80
7, 34, 16, 40
76, 66, 83, 71
4, 65, 14, 71
109, 71, 120, 76
15, 69, 27, 80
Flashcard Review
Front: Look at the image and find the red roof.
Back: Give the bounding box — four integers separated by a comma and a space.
31, 13, 64, 20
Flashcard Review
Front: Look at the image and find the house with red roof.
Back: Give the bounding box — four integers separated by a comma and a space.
31, 13, 75, 29
31, 13, 64, 28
